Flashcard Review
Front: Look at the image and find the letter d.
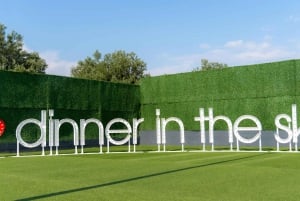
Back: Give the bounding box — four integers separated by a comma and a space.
16, 110, 47, 152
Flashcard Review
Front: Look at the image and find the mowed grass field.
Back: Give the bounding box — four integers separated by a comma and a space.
1, 148, 300, 201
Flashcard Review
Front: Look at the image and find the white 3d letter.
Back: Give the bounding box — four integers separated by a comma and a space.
16, 110, 47, 156
274, 114, 292, 144
233, 115, 262, 151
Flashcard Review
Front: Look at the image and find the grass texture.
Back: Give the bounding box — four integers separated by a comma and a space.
1, 149, 300, 201
140, 60, 300, 130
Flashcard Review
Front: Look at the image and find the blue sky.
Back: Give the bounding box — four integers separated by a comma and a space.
1, 0, 300, 76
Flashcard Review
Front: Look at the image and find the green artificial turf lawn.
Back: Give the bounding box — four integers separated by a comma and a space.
0, 149, 300, 201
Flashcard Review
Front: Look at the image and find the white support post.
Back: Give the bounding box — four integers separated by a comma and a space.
259, 135, 262, 151
81, 145, 84, 154
128, 139, 131, 153
107, 138, 110, 153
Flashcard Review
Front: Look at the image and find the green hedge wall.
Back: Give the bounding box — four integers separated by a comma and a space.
0, 71, 140, 143
140, 60, 299, 130
1, 59, 299, 146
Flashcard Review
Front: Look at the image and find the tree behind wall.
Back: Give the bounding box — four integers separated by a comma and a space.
71, 50, 148, 84
193, 59, 228, 71
0, 23, 47, 73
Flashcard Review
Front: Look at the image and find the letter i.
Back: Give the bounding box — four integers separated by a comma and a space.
156, 109, 161, 151
48, 109, 54, 155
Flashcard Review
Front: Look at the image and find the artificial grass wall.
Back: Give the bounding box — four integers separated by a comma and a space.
1, 59, 299, 145
0, 71, 140, 143
140, 60, 300, 130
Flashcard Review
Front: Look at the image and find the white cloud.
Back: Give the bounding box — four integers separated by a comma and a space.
150, 53, 202, 76
224, 40, 243, 48
288, 15, 300, 22
149, 38, 300, 75
224, 40, 270, 50
40, 51, 76, 77
223, 40, 294, 64
22, 44, 33, 52
23, 45, 76, 77
199, 43, 211, 49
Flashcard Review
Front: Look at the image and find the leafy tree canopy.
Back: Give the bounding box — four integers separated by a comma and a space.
71, 50, 148, 84
193, 59, 228, 71
0, 23, 47, 73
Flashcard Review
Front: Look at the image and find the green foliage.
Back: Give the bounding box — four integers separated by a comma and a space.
193, 59, 228, 71
0, 23, 47, 73
71, 50, 147, 84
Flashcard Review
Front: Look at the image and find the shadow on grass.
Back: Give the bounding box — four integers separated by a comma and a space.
16, 153, 267, 201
